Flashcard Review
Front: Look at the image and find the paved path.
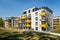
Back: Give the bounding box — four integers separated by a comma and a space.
31, 30, 60, 36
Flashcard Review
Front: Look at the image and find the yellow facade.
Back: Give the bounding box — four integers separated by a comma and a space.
21, 15, 27, 19
40, 11, 49, 16
18, 21, 21, 23
15, 18, 20, 20
26, 19, 31, 22
53, 22, 59, 24
26, 24, 31, 27
15, 24, 19, 27
15, 17, 21, 27
40, 11, 46, 16
40, 23, 48, 28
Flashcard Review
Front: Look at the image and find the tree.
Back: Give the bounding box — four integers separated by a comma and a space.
0, 17, 4, 27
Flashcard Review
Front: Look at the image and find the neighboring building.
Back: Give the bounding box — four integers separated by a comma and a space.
53, 16, 60, 29
4, 6, 53, 31
4, 20, 11, 28
15, 17, 21, 28
4, 17, 19, 28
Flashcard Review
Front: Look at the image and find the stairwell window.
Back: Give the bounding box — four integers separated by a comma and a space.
29, 14, 31, 18
35, 22, 38, 26
35, 12, 38, 16
36, 27, 38, 30
28, 10, 30, 13
35, 17, 38, 21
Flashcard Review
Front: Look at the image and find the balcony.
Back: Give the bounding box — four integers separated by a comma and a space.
26, 24, 31, 27
40, 19, 46, 21
18, 21, 21, 23
40, 23, 48, 28
40, 11, 47, 16
15, 24, 19, 27
27, 15, 31, 18
53, 22, 59, 25
26, 19, 31, 22
21, 15, 27, 19
15, 18, 20, 20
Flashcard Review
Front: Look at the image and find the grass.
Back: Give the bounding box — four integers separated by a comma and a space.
51, 27, 60, 33
0, 27, 60, 40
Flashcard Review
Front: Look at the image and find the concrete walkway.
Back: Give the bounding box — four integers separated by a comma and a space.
31, 30, 60, 36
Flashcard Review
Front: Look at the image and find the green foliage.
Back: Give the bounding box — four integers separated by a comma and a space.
51, 28, 60, 33
0, 17, 4, 27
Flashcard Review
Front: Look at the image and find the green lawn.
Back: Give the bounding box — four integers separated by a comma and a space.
0, 27, 60, 40
51, 27, 60, 33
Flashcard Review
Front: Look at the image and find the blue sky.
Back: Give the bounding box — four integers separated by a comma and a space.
0, 0, 60, 18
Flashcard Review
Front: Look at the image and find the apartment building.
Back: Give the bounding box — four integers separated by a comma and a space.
4, 19, 11, 28
53, 16, 60, 29
18, 6, 53, 31
4, 6, 53, 31
4, 17, 19, 28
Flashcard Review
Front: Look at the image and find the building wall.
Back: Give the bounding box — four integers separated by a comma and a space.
4, 20, 11, 28
53, 16, 60, 29
4, 21, 9, 28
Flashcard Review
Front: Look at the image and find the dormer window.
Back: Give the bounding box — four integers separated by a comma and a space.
23, 11, 26, 14
33, 9, 35, 12
28, 10, 30, 13
32, 8, 38, 12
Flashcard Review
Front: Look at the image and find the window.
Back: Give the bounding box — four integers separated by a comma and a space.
41, 21, 46, 24
35, 12, 38, 16
23, 11, 26, 14
41, 16, 46, 19
29, 23, 31, 25
32, 9, 35, 12
28, 10, 30, 13
53, 27, 56, 29
32, 8, 38, 12
35, 17, 38, 21
32, 8, 36, 12
36, 27, 38, 30
29, 27, 31, 29
42, 27, 46, 31
7, 25, 8, 26
29, 14, 31, 17
35, 22, 38, 26
28, 14, 31, 18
